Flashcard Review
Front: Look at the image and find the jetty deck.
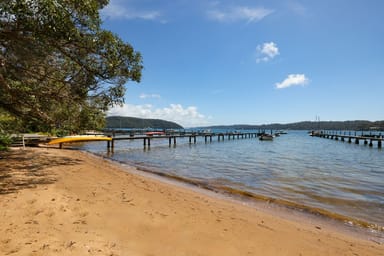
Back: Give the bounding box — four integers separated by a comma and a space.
106, 132, 260, 150
310, 131, 383, 148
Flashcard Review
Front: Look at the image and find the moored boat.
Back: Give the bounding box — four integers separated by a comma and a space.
259, 134, 274, 141
145, 131, 166, 136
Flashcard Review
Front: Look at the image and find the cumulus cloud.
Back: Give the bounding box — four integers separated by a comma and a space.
207, 6, 273, 23
101, 0, 162, 21
139, 93, 161, 99
256, 42, 279, 63
107, 104, 210, 127
275, 74, 309, 89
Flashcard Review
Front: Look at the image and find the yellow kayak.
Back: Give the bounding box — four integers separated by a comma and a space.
48, 135, 112, 145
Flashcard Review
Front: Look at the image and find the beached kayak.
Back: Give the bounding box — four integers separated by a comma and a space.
47, 135, 112, 145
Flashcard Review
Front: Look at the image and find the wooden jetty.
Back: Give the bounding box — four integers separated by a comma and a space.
10, 134, 50, 148
106, 132, 260, 151
310, 131, 383, 148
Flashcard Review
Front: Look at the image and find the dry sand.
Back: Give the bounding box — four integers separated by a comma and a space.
0, 147, 383, 256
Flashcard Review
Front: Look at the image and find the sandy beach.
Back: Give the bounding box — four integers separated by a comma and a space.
0, 147, 383, 256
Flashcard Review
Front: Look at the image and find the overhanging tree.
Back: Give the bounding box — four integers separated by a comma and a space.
0, 0, 142, 133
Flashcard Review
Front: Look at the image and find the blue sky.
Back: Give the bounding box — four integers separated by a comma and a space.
101, 0, 384, 127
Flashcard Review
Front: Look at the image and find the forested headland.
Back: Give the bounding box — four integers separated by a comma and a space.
106, 118, 383, 131
106, 116, 183, 129
201, 120, 384, 131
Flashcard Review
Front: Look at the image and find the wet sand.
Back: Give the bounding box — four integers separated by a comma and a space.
0, 147, 383, 255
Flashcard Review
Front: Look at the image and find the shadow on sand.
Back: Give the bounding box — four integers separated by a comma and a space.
0, 148, 82, 194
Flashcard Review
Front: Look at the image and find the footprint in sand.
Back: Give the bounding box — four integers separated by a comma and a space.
34, 209, 44, 216
73, 220, 87, 225
121, 192, 134, 203
6, 247, 21, 255
27, 199, 37, 205
79, 212, 89, 218
46, 211, 55, 218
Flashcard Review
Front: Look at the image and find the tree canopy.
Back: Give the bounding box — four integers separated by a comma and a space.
0, 0, 142, 134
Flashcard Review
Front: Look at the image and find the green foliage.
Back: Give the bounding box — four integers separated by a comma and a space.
0, 111, 19, 132
0, 133, 11, 151
106, 116, 184, 129
0, 0, 142, 134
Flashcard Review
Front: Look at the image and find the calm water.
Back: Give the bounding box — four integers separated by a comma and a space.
81, 131, 384, 231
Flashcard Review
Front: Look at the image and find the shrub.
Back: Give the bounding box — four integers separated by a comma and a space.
0, 133, 11, 151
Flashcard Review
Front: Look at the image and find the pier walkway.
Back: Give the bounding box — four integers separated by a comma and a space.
310, 131, 383, 148
106, 132, 260, 150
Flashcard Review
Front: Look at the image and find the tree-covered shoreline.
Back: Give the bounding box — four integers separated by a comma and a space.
199, 120, 384, 131
106, 116, 183, 129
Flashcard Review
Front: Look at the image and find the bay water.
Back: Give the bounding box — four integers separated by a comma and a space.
80, 131, 384, 233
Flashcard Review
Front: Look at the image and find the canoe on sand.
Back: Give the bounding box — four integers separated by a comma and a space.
47, 135, 112, 145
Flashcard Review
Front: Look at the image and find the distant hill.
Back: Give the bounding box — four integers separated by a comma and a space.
200, 120, 384, 131
106, 116, 183, 129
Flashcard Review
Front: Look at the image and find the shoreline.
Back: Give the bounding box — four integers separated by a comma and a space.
91, 149, 384, 234
99, 151, 384, 242
1, 147, 383, 255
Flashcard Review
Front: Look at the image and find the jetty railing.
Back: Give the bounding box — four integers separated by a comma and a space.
310, 130, 383, 148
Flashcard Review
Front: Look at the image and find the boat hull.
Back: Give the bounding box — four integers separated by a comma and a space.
259, 135, 274, 141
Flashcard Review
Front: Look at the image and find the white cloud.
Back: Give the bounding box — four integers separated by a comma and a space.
256, 42, 279, 63
107, 103, 210, 127
101, 0, 162, 21
207, 6, 273, 23
275, 74, 309, 89
139, 93, 161, 99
